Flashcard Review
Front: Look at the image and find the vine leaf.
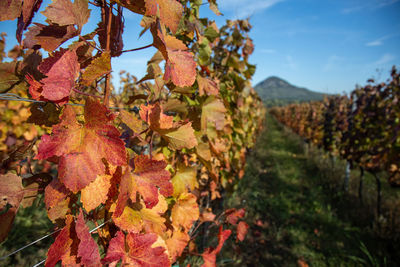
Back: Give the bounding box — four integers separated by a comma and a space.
145, 0, 183, 33
114, 194, 167, 235
171, 193, 199, 231
171, 163, 198, 197
225, 208, 245, 225
76, 211, 101, 266
140, 103, 197, 150
81, 52, 111, 86
132, 155, 173, 208
102, 231, 170, 266
164, 49, 197, 87
201, 226, 232, 267
0, 173, 24, 243
27, 48, 79, 104
45, 215, 74, 267
201, 97, 226, 133
0, 173, 24, 210
16, 0, 43, 43
44, 178, 70, 222
0, 0, 22, 21
236, 221, 249, 242
45, 212, 101, 267
119, 109, 147, 134
23, 23, 79, 52
165, 229, 190, 262
41, 0, 91, 30
151, 23, 197, 87
197, 74, 219, 96
36, 98, 126, 193
81, 174, 112, 212
97, 4, 124, 57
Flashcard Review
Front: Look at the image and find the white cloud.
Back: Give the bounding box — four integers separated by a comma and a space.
366, 40, 383, 46
365, 33, 399, 47
374, 53, 396, 65
342, 0, 399, 14
218, 0, 284, 18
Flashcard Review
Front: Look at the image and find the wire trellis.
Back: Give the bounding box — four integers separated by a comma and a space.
0, 218, 111, 266
0, 93, 136, 110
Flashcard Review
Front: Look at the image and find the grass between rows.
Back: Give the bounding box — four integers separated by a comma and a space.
223, 112, 399, 266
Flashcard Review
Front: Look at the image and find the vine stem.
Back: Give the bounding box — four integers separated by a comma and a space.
121, 44, 153, 53
73, 88, 102, 98
103, 0, 113, 107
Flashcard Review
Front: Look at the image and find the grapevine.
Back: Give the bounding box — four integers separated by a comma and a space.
0, 0, 265, 266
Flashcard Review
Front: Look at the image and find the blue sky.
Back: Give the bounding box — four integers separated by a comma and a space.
1, 0, 399, 94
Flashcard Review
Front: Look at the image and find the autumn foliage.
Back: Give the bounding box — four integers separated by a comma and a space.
0, 0, 265, 266
270, 68, 400, 187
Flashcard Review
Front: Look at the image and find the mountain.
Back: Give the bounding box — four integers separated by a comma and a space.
254, 76, 327, 105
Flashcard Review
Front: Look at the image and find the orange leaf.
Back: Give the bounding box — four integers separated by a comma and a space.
114, 192, 168, 235
236, 221, 249, 242
145, 0, 183, 33
140, 103, 197, 150
81, 174, 112, 212
171, 193, 199, 231
151, 23, 197, 87
165, 229, 190, 262
44, 178, 70, 220
164, 49, 196, 87
0, 173, 24, 210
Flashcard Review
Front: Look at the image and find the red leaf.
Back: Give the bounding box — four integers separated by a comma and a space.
201, 226, 231, 267
133, 155, 172, 208
102, 231, 170, 267
76, 211, 101, 266
28, 49, 79, 104
236, 221, 249, 242
225, 208, 245, 225
58, 152, 105, 193
45, 215, 74, 267
36, 98, 126, 192
0, 207, 18, 243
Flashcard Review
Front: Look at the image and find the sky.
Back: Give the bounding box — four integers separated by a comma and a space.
1, 0, 400, 94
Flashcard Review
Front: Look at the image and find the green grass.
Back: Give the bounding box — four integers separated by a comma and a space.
224, 113, 399, 266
